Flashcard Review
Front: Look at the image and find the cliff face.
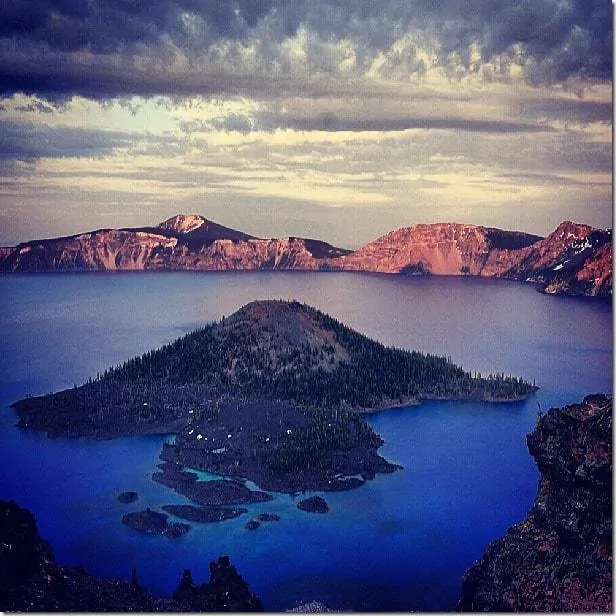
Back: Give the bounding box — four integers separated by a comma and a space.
459, 394, 612, 612
0, 214, 610, 297
338, 223, 541, 276
337, 220, 611, 297
0, 499, 263, 612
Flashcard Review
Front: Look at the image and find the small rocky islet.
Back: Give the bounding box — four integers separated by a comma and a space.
297, 496, 329, 514
121, 508, 190, 539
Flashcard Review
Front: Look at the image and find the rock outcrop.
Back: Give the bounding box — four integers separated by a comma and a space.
338, 223, 541, 276
338, 221, 611, 297
0, 499, 263, 611
0, 215, 610, 297
459, 394, 612, 612
497, 221, 612, 297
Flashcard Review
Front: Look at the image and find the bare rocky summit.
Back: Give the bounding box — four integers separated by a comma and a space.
459, 394, 612, 612
0, 214, 610, 297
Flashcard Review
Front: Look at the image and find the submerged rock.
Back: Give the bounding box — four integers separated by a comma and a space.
297, 496, 329, 514
459, 394, 612, 612
117, 491, 139, 503
258, 513, 281, 522
245, 520, 261, 531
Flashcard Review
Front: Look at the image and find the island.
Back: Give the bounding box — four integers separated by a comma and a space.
459, 394, 612, 612
121, 508, 190, 538
297, 496, 329, 514
161, 504, 247, 523
12, 300, 536, 496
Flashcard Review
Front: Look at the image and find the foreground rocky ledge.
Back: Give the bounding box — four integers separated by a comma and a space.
0, 499, 263, 611
459, 394, 612, 612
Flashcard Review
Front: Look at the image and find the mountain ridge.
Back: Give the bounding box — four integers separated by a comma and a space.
0, 215, 610, 297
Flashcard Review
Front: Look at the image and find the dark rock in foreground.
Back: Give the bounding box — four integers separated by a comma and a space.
117, 491, 139, 503
459, 394, 612, 612
297, 496, 329, 514
162, 504, 247, 523
122, 508, 190, 538
0, 499, 263, 611
172, 562, 264, 611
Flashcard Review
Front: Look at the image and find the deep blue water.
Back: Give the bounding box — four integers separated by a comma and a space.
0, 272, 611, 611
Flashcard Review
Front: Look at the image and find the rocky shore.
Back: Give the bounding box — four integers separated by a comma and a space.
161, 504, 248, 523
0, 499, 263, 611
153, 460, 274, 505
459, 394, 612, 612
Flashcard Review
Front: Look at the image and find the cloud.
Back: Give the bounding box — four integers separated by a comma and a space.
0, 0, 610, 101
0, 119, 134, 159
259, 111, 556, 134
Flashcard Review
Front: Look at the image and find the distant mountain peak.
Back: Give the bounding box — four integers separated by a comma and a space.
158, 214, 207, 234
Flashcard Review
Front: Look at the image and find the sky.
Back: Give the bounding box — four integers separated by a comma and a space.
0, 0, 612, 249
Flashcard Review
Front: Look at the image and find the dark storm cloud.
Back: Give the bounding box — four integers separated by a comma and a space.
0, 0, 274, 52
515, 97, 613, 124
0, 119, 135, 159
0, 0, 611, 100
259, 111, 556, 134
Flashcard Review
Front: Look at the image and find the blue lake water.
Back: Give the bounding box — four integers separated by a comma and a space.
0, 272, 611, 611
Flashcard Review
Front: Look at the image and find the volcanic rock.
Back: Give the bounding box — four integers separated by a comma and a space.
459, 394, 612, 612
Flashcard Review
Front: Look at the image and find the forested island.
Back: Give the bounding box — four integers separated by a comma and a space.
13, 300, 536, 493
